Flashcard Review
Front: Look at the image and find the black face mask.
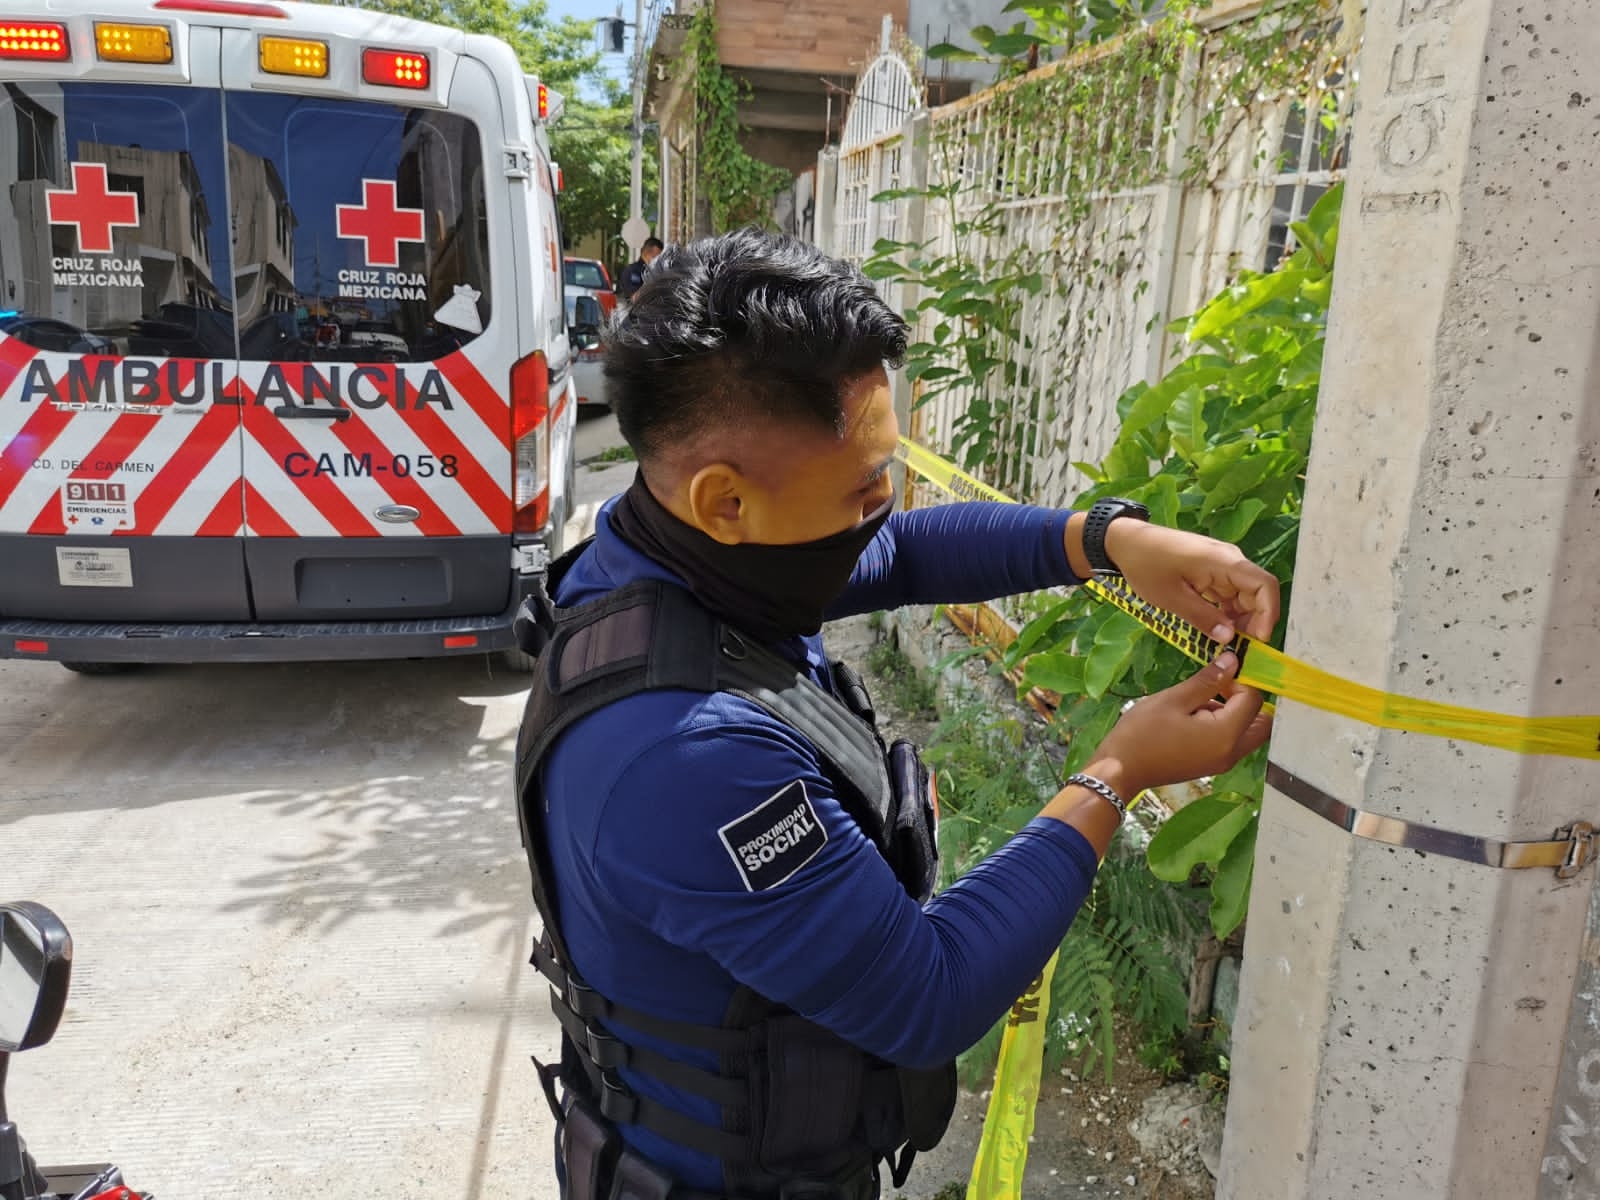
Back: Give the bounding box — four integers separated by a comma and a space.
609, 473, 893, 643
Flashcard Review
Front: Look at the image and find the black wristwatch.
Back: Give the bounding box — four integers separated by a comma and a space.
1082, 497, 1150, 575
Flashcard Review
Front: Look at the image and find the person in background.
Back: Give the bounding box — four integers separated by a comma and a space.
617, 236, 664, 302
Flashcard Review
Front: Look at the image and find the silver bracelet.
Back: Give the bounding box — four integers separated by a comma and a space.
1066, 772, 1127, 821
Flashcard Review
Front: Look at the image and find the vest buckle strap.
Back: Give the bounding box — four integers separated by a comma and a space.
587, 1025, 630, 1071
599, 1071, 640, 1125
566, 975, 604, 1022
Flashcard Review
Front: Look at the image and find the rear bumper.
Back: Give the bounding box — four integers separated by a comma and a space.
0, 579, 540, 665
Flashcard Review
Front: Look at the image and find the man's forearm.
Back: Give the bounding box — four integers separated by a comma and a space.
832, 502, 1080, 616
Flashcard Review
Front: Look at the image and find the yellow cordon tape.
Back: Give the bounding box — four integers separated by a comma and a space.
896, 437, 1600, 762
965, 953, 1057, 1200
908, 432, 1600, 1199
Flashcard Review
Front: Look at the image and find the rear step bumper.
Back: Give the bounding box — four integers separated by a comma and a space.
0, 585, 538, 665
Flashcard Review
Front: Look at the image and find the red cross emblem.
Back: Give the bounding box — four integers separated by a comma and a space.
45, 162, 141, 255
335, 179, 425, 269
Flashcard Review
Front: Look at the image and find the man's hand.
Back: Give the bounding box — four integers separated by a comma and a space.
1066, 514, 1281, 644
1091, 652, 1272, 798
1041, 651, 1271, 855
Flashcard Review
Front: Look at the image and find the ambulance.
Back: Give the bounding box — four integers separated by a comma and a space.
0, 0, 578, 672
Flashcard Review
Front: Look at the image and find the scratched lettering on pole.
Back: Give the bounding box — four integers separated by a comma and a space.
1360, 0, 1459, 214
1539, 877, 1600, 1199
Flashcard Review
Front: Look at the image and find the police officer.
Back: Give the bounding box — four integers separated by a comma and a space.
617, 237, 663, 303
514, 230, 1276, 1200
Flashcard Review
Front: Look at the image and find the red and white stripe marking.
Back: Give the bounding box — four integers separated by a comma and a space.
0, 337, 515, 539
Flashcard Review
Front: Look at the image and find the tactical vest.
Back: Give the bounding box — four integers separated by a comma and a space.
513, 546, 957, 1200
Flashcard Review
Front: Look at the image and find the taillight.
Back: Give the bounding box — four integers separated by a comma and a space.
536, 82, 549, 120
511, 350, 551, 534
0, 22, 70, 62
259, 36, 328, 77
96, 23, 174, 63
362, 47, 429, 89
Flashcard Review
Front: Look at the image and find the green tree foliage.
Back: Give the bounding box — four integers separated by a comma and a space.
351, 0, 652, 250
551, 100, 659, 249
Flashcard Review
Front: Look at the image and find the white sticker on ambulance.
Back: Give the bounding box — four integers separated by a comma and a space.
62, 481, 135, 532
56, 547, 133, 588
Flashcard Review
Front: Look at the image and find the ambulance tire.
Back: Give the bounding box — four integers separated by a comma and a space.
501, 647, 539, 674
61, 662, 136, 676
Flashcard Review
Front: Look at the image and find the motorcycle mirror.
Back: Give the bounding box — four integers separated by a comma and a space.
0, 903, 72, 1053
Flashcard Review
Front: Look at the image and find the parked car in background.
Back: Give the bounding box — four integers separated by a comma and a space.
346, 320, 410, 361
566, 294, 607, 410
564, 256, 617, 318
0, 313, 113, 355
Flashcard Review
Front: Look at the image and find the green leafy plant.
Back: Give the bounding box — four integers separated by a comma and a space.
928, 0, 1167, 74
686, 5, 791, 232
590, 443, 637, 465
865, 638, 939, 717
1006, 184, 1344, 939
925, 696, 1201, 1085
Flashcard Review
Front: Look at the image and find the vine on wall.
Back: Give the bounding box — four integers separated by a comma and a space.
686, 4, 791, 232
866, 0, 1347, 491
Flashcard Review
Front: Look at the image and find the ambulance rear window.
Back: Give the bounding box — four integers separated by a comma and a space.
0, 81, 236, 356
0, 82, 491, 367
225, 92, 492, 364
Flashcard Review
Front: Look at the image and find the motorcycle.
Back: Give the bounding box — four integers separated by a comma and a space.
0, 902, 153, 1200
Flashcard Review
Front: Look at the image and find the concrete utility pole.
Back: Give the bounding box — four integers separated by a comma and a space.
623, 0, 651, 258
1219, 2, 1600, 1197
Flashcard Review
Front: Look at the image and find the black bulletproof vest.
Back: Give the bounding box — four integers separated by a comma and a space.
512, 546, 956, 1198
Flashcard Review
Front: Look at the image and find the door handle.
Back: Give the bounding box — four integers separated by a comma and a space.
272, 405, 351, 421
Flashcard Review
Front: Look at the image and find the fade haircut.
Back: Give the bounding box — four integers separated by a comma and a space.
603, 229, 907, 463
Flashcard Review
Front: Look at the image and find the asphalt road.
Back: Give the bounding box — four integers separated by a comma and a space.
0, 420, 639, 1200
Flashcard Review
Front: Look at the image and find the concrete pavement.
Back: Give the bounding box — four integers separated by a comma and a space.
1, 654, 561, 1199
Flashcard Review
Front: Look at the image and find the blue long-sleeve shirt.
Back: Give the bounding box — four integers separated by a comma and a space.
541, 495, 1101, 1191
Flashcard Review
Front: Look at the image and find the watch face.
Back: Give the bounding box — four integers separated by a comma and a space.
1105, 497, 1150, 519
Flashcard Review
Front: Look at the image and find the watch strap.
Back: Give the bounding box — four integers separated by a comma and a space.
1082, 498, 1148, 575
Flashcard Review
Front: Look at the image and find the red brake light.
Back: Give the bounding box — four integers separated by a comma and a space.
154, 0, 287, 16
511, 351, 551, 534
442, 634, 479, 650
511, 350, 550, 443
0, 22, 70, 61
15, 640, 49, 654
362, 47, 430, 89
537, 82, 549, 121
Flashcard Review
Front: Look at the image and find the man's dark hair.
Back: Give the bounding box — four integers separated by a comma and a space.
642, 237, 664, 253
604, 229, 907, 462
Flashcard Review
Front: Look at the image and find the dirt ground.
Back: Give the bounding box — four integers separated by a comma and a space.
825, 614, 1217, 1200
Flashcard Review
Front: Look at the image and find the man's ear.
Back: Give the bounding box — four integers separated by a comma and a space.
684, 464, 751, 545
